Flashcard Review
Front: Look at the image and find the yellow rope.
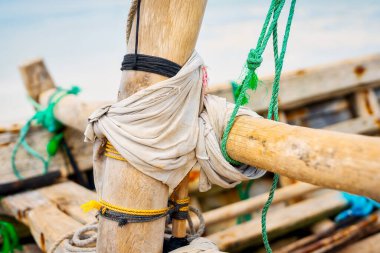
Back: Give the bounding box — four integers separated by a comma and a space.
98, 142, 191, 217
104, 141, 127, 161
81, 197, 190, 216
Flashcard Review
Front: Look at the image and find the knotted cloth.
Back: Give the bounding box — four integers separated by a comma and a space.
85, 52, 265, 191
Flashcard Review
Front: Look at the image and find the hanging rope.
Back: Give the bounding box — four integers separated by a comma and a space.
221, 0, 297, 252
11, 86, 80, 179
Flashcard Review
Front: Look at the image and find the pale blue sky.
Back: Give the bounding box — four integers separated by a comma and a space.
1, 0, 380, 123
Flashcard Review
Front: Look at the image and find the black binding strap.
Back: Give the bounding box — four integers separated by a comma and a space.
121, 0, 182, 78
121, 54, 181, 78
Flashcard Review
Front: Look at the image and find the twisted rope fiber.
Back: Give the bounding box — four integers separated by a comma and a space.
48, 224, 98, 253
49, 207, 205, 253
220, 0, 297, 252
11, 86, 80, 179
82, 195, 190, 227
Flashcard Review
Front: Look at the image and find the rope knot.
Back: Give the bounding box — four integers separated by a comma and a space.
246, 49, 262, 70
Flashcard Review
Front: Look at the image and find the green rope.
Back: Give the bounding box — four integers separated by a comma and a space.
236, 181, 254, 224
221, 0, 296, 252
231, 82, 255, 224
0, 221, 22, 253
11, 86, 80, 179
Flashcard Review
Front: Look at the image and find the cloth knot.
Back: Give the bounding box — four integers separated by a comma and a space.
246, 48, 263, 70
88, 104, 112, 123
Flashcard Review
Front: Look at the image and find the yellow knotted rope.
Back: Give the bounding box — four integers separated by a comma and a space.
82, 196, 190, 227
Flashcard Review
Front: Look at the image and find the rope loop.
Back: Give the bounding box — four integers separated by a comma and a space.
11, 86, 80, 179
246, 48, 263, 70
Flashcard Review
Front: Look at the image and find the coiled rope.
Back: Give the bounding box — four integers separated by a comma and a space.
220, 0, 297, 252
48, 207, 205, 253
11, 86, 80, 179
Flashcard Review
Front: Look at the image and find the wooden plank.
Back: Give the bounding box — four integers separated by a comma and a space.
325, 115, 380, 134
207, 192, 347, 252
0, 181, 96, 252
0, 127, 67, 185
227, 116, 380, 201
0, 126, 93, 188
38, 181, 97, 224
208, 54, 380, 112
193, 182, 319, 228
336, 232, 380, 253
19, 59, 55, 102
27, 205, 82, 252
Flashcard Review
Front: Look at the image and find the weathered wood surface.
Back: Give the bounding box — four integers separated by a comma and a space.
0, 181, 96, 252
227, 116, 380, 201
96, 1, 207, 253
0, 126, 93, 188
337, 232, 380, 253
19, 59, 55, 102
277, 213, 380, 253
172, 175, 190, 238
39, 89, 109, 133
194, 182, 319, 228
209, 53, 380, 112
207, 192, 347, 252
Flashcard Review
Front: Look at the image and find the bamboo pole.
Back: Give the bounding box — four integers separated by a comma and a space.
96, 1, 207, 253
227, 116, 380, 201
193, 182, 319, 228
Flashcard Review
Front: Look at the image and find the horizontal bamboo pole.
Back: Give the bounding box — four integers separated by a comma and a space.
39, 89, 108, 133
227, 116, 380, 201
194, 182, 319, 228
32, 97, 380, 201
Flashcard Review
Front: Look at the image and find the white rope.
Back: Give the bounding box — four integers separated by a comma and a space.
85, 52, 265, 192
48, 224, 97, 253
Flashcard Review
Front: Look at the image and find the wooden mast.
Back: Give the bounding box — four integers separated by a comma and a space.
96, 1, 207, 252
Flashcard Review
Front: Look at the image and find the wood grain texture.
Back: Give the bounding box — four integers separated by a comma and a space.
97, 1, 207, 252
19, 59, 55, 102
336, 232, 380, 253
208, 54, 380, 113
0, 126, 93, 187
193, 182, 319, 228
0, 181, 96, 252
172, 175, 190, 238
207, 192, 347, 252
227, 116, 380, 201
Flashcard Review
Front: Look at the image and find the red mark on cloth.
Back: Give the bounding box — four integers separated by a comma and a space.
202, 66, 209, 95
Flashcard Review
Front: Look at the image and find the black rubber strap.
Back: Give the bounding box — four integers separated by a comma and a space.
121, 0, 181, 78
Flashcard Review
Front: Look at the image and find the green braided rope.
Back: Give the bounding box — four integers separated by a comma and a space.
11, 86, 80, 179
221, 0, 297, 252
0, 221, 22, 253
236, 181, 254, 224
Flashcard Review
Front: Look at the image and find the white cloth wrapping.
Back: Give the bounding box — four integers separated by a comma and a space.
85, 52, 265, 191
170, 237, 225, 253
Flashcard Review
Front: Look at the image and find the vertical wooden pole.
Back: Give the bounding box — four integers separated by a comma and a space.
97, 1, 207, 253
171, 175, 190, 238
